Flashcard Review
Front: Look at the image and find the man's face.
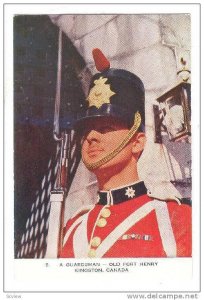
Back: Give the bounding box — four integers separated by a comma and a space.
80, 117, 137, 173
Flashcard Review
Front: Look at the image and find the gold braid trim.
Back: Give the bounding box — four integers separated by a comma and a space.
82, 112, 142, 170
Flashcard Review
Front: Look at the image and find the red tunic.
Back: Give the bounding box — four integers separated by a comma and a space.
60, 193, 191, 258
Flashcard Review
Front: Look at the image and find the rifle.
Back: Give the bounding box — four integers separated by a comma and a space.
45, 29, 68, 258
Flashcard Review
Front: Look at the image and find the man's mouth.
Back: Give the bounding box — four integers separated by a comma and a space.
87, 147, 104, 157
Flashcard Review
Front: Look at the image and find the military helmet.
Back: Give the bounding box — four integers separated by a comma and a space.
75, 48, 145, 131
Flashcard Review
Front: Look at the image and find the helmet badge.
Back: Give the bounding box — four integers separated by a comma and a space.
87, 76, 116, 109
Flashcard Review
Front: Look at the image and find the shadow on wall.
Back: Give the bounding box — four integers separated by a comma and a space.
138, 134, 191, 200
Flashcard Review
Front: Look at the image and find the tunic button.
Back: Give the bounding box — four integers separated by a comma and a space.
88, 249, 96, 258
91, 236, 101, 247
97, 218, 107, 227
101, 208, 111, 218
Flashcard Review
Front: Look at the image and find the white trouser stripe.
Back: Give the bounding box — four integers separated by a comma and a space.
95, 201, 155, 258
154, 200, 177, 257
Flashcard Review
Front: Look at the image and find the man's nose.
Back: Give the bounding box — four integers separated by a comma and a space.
86, 130, 101, 144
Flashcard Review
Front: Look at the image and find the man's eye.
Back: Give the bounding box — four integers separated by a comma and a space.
79, 126, 116, 141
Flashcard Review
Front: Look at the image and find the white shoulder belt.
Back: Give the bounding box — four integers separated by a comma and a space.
71, 200, 177, 258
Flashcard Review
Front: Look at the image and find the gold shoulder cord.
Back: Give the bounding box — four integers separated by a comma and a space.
82, 112, 141, 170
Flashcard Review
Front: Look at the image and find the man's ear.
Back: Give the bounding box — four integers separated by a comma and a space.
131, 132, 146, 154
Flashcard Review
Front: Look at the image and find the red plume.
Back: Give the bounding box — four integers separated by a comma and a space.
92, 48, 110, 72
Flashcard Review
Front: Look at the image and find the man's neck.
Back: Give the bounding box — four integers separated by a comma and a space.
95, 161, 139, 191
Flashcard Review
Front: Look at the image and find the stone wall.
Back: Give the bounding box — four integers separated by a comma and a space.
49, 14, 191, 222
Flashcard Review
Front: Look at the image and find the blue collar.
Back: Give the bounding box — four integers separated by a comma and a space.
97, 181, 147, 205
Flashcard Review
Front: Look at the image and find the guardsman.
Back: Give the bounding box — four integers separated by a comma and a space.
60, 48, 191, 258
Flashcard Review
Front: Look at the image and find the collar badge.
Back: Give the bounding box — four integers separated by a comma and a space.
125, 186, 136, 199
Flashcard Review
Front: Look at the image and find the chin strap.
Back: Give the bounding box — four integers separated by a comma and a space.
82, 112, 141, 170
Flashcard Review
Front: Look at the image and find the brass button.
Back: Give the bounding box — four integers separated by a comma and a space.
88, 249, 96, 258
97, 218, 107, 227
101, 208, 111, 218
91, 236, 101, 247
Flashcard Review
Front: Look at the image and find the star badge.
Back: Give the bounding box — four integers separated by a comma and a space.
87, 76, 116, 109
125, 187, 136, 199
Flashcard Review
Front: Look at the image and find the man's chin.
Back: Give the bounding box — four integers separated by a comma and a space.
86, 160, 114, 173
83, 157, 105, 170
